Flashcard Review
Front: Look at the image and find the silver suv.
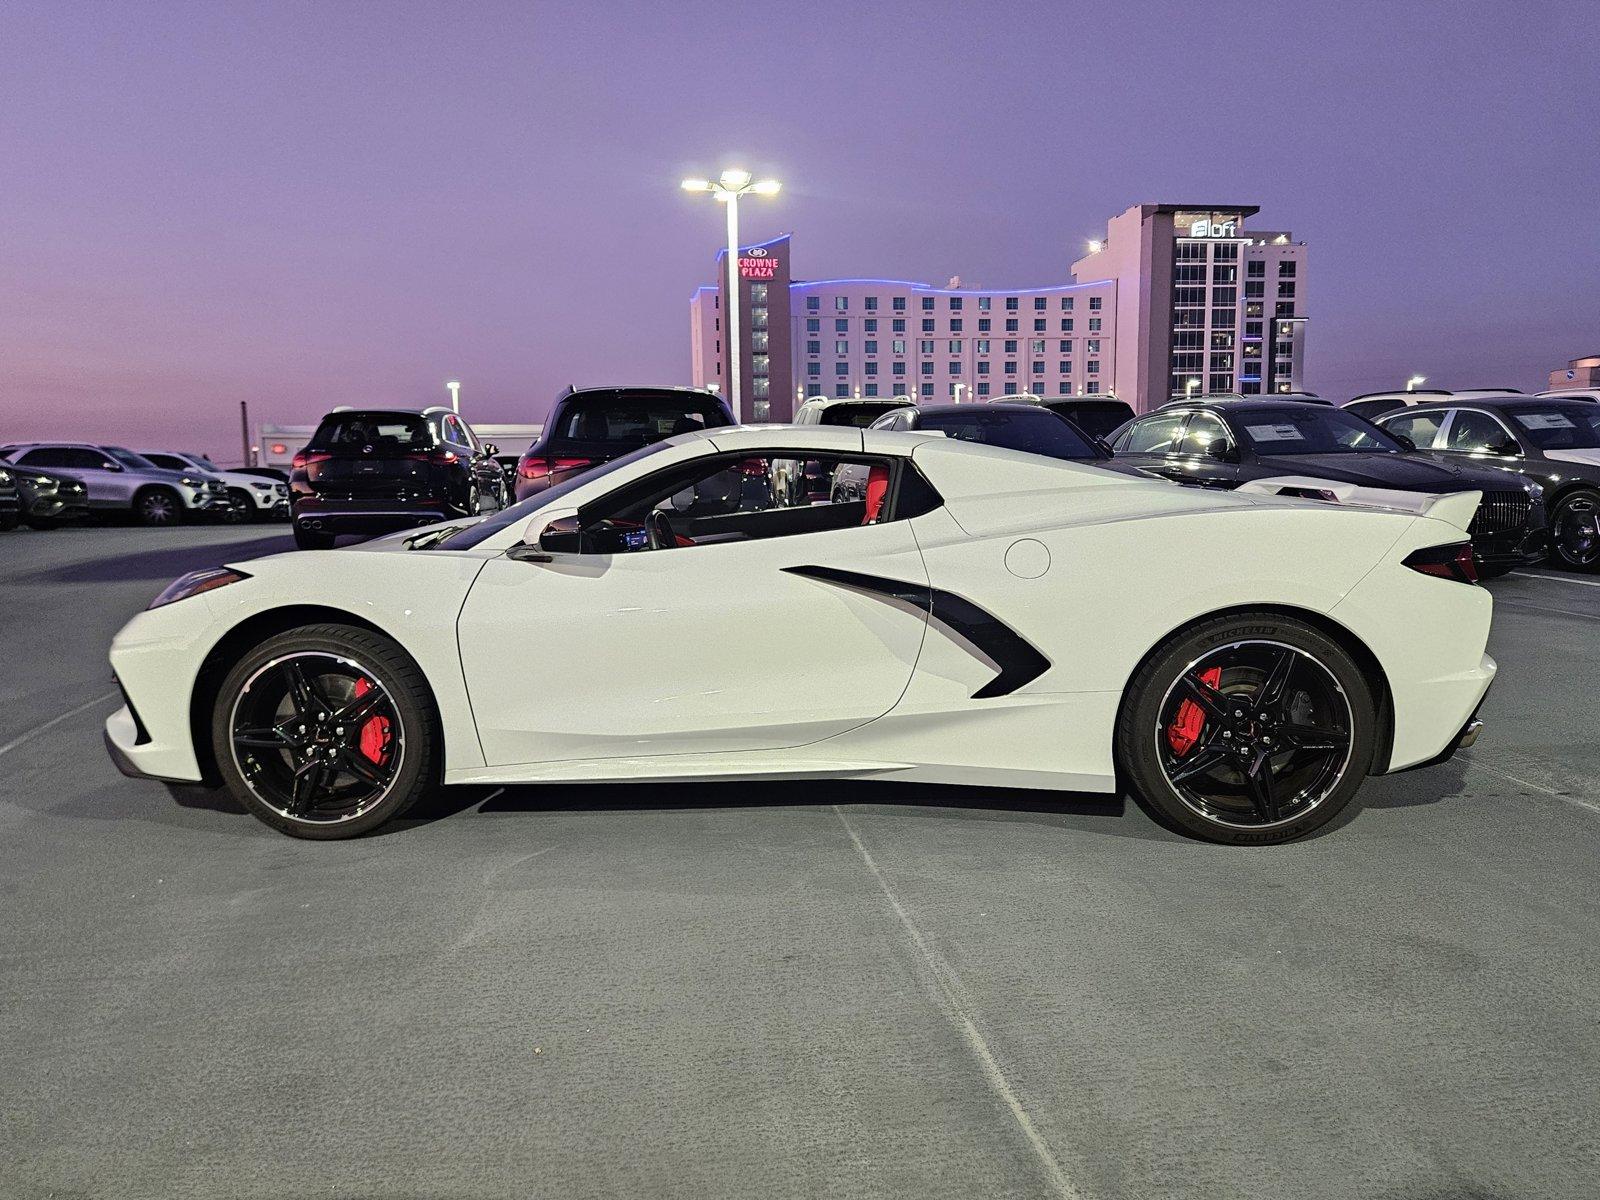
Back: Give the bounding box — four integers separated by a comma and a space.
0, 443, 230, 525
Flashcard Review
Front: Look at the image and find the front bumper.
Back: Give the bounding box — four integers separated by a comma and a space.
104, 703, 196, 783
293, 497, 454, 535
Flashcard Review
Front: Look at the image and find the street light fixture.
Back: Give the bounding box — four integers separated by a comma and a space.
446, 380, 461, 413
1185, 377, 1201, 400
1406, 374, 1427, 392
952, 382, 968, 404
682, 168, 782, 421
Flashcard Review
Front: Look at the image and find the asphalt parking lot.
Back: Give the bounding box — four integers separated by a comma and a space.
3, 525, 1599, 1200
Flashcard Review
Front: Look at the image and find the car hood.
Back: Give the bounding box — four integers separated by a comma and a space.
1253, 452, 1519, 493
5, 464, 83, 486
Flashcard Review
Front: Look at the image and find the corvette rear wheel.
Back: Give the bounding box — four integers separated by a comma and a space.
212, 624, 438, 838
1117, 613, 1377, 845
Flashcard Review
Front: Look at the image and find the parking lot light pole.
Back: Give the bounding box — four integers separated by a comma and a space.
682, 170, 781, 422
447, 381, 461, 413
1406, 374, 1427, 392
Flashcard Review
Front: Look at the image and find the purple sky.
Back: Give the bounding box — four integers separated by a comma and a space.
3, 1, 1596, 462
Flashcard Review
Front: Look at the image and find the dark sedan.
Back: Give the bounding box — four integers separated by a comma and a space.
1108, 400, 1546, 576
1376, 396, 1600, 572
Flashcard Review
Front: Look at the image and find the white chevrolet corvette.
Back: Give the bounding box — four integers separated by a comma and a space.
106, 425, 1496, 845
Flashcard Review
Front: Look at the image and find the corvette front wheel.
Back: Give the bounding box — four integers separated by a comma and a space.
1117, 613, 1378, 845
211, 624, 439, 838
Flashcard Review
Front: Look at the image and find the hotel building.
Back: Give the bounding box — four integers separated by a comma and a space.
689, 203, 1308, 420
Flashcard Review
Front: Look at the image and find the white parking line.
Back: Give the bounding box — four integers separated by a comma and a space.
1512, 571, 1600, 589
833, 805, 1082, 1200
0, 689, 119, 761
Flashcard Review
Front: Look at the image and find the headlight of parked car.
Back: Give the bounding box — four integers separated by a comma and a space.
148, 568, 251, 610
0, 468, 11, 484
179, 475, 204, 488
250, 480, 274, 489
1525, 480, 1544, 502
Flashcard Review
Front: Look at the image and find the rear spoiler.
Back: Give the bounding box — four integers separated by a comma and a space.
1235, 476, 1481, 533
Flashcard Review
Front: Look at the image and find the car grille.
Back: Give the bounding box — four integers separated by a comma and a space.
1469, 490, 1530, 536
205, 481, 227, 497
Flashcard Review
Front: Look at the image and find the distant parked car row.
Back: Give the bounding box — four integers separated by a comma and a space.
0, 443, 289, 530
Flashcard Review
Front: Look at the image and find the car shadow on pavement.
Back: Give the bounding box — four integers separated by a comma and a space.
23, 533, 293, 585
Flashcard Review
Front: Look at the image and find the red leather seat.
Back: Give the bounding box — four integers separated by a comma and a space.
863, 464, 890, 524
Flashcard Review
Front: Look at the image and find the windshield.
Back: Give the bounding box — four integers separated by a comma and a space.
919, 410, 1101, 459
1048, 402, 1133, 439
1234, 407, 1402, 456
106, 447, 163, 470
143, 453, 192, 472
309, 412, 431, 451
1505, 404, 1600, 450
439, 441, 675, 550
819, 402, 906, 428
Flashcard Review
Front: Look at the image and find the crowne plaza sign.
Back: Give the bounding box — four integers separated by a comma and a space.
738, 246, 779, 279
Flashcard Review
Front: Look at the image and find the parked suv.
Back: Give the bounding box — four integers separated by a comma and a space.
1002, 395, 1136, 442
514, 386, 736, 502
0, 443, 229, 525
775, 396, 912, 505
289, 407, 506, 549
6, 463, 91, 528
1376, 395, 1600, 572
141, 450, 289, 522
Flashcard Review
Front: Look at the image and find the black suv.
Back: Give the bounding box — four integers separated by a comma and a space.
290, 407, 507, 549
1108, 399, 1547, 576
514, 387, 735, 502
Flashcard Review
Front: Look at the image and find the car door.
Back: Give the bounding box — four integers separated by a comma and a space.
1376, 407, 1448, 454
1435, 408, 1534, 478
1108, 410, 1188, 481
1162, 411, 1244, 488
456, 448, 931, 767
454, 416, 504, 505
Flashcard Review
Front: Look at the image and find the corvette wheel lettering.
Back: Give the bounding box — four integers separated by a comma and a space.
782, 565, 1050, 699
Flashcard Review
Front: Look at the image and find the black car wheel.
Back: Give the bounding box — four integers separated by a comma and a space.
212, 624, 439, 839
1550, 489, 1600, 572
134, 487, 181, 527
221, 488, 254, 523
293, 523, 336, 550
1117, 612, 1377, 845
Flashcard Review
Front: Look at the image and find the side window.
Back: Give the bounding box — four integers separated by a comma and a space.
19, 448, 66, 467
444, 415, 473, 449
1117, 413, 1187, 455
1179, 413, 1231, 457
1380, 410, 1445, 448
1445, 410, 1516, 454
576, 453, 904, 554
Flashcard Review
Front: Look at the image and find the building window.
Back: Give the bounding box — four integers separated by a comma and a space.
1279, 260, 1297, 277
865, 339, 878, 355
1005, 296, 1019, 311
893, 296, 907, 311
978, 318, 991, 332
976, 339, 990, 354
1213, 309, 1236, 328
921, 296, 935, 311
864, 361, 878, 376
1088, 318, 1101, 332
1058, 360, 1070, 373
835, 362, 849, 376
1086, 339, 1101, 353
893, 382, 909, 396
835, 318, 848, 333
836, 384, 851, 397
834, 296, 848, 311
950, 318, 963, 332
1027, 296, 1043, 311
1212, 287, 1237, 307
977, 381, 991, 396
865, 295, 879, 310
949, 361, 961, 375
948, 340, 962, 353
893, 318, 906, 333
865, 383, 879, 396
807, 383, 822, 397
892, 339, 906, 354
806, 318, 819, 333
751, 284, 768, 304
1005, 318, 1019, 332
1061, 296, 1074, 310
1245, 321, 1263, 338
920, 339, 935, 354
921, 319, 935, 332
807, 362, 820, 378
806, 296, 820, 312
1245, 280, 1265, 298
1030, 339, 1045, 353
1175, 264, 1206, 284
977, 361, 990, 375
1033, 319, 1046, 332
1058, 340, 1070, 353
751, 306, 768, 330
949, 296, 963, 310
1212, 265, 1237, 284
892, 362, 906, 376
1278, 281, 1296, 298
1004, 339, 1018, 353
1087, 360, 1100, 373
1085, 381, 1099, 394
1004, 381, 1018, 395
1213, 243, 1238, 261
1089, 296, 1103, 311
1004, 361, 1017, 375
978, 296, 992, 311
1247, 260, 1265, 278
1175, 242, 1206, 262
752, 377, 769, 398
920, 361, 934, 375
921, 382, 935, 397
1275, 302, 1296, 318
1031, 361, 1045, 375
806, 339, 820, 355
1058, 381, 1071, 395
1061, 318, 1073, 332
835, 340, 848, 355
949, 382, 963, 397
864, 318, 877, 333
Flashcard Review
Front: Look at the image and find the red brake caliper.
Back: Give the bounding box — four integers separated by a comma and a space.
352, 678, 391, 764
1167, 666, 1222, 756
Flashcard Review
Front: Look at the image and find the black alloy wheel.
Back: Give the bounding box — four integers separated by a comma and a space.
135, 487, 180, 527
1118, 613, 1377, 845
1551, 490, 1600, 571
212, 625, 438, 838
221, 488, 252, 523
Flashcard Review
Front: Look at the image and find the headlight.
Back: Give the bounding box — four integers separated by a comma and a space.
179, 475, 203, 488
148, 568, 251, 610
33, 476, 53, 486
1526, 480, 1544, 502
0, 469, 10, 483
250, 480, 273, 490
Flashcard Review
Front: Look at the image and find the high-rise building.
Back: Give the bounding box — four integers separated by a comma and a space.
1073, 204, 1308, 411
688, 204, 1308, 418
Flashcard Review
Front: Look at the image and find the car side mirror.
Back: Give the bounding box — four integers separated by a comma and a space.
1393, 434, 1417, 452
510, 509, 582, 562
1206, 438, 1238, 462
482, 442, 499, 456
101, 460, 123, 472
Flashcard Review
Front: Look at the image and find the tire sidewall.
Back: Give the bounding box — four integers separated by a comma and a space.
1118, 613, 1378, 846
210, 625, 437, 839
136, 487, 180, 526
1551, 489, 1600, 572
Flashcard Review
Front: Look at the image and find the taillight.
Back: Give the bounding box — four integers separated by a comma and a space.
517, 456, 549, 481
1403, 542, 1478, 585
518, 455, 592, 481
292, 450, 330, 470
552, 456, 594, 474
